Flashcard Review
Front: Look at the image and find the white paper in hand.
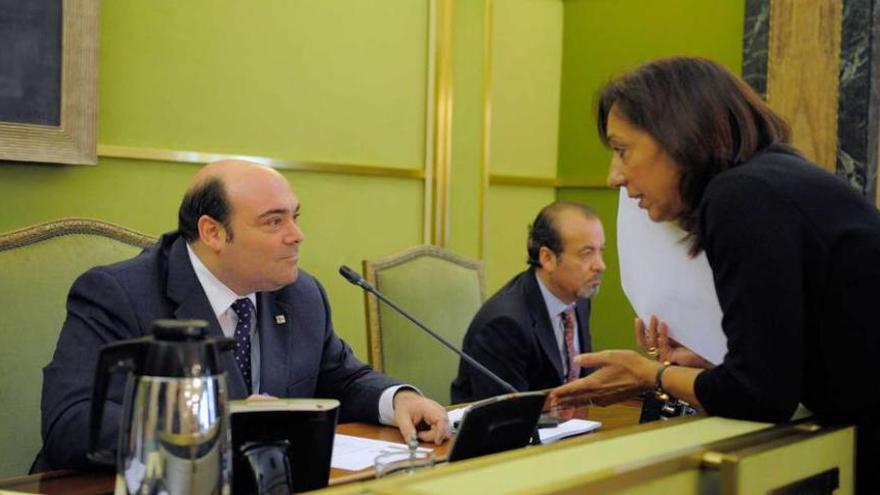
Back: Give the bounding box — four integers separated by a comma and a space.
617, 187, 727, 365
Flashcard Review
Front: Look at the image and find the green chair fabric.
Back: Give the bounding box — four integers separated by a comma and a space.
363, 246, 485, 406
0, 219, 155, 478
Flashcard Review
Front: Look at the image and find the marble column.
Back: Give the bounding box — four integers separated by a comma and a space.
742, 0, 880, 202
743, 0, 770, 98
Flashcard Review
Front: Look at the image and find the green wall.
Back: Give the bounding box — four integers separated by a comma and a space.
0, 1, 433, 359
484, 0, 563, 292
556, 0, 745, 351
448, 0, 487, 259
490, 0, 563, 178
99, 0, 429, 167
559, 0, 745, 181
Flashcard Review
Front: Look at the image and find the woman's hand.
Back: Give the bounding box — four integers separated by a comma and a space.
548, 350, 660, 408
635, 316, 714, 369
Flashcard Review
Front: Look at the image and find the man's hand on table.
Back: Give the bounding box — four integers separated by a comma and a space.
392, 390, 451, 445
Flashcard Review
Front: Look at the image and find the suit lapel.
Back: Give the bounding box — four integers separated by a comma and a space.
164, 238, 248, 398
574, 298, 592, 378
522, 270, 565, 381
257, 292, 293, 397
574, 299, 591, 352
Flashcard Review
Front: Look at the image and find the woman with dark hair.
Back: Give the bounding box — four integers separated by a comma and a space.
549, 56, 880, 492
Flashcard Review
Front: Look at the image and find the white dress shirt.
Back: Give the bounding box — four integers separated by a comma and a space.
186, 244, 402, 424
535, 274, 580, 376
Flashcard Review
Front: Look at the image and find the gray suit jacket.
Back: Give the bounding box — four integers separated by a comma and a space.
38, 232, 398, 470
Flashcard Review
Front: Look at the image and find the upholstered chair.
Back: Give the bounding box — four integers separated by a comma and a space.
0, 219, 155, 477
362, 246, 484, 405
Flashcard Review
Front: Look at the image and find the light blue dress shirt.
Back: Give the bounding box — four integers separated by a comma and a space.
535, 273, 580, 376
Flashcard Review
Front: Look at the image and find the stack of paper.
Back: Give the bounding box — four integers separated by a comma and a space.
331, 434, 433, 471
538, 419, 601, 444
447, 406, 601, 443
447, 406, 468, 428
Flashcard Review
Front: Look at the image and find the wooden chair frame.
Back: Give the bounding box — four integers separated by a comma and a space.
0, 218, 155, 252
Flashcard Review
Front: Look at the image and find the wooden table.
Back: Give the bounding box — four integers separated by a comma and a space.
0, 402, 641, 494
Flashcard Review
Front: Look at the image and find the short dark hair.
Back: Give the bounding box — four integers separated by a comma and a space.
596, 56, 790, 254
527, 201, 598, 268
178, 176, 234, 242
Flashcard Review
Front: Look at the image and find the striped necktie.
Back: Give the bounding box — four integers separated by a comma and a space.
561, 307, 579, 382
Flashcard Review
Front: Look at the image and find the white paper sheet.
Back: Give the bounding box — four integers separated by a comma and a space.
447, 406, 468, 426
538, 419, 602, 443
331, 434, 433, 471
447, 407, 601, 443
617, 188, 727, 364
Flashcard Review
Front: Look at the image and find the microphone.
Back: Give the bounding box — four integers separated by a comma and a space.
340, 264, 548, 459
338, 265, 517, 395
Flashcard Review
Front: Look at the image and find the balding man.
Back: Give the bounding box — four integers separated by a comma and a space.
451, 202, 606, 403
37, 160, 449, 471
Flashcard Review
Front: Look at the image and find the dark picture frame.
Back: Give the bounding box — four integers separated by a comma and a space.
0, 0, 98, 165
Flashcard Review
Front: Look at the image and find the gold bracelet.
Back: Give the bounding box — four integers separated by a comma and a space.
654, 361, 673, 401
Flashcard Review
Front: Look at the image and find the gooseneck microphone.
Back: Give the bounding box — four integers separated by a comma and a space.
338, 265, 518, 395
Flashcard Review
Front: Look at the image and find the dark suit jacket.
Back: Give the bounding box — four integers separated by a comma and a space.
450, 269, 592, 403
38, 232, 398, 470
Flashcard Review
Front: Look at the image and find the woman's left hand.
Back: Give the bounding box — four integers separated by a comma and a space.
636, 316, 713, 369
548, 350, 659, 408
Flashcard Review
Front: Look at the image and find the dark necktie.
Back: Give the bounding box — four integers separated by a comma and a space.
561, 307, 579, 382
231, 298, 255, 393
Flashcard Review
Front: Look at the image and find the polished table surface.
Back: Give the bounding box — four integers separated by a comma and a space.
0, 401, 641, 494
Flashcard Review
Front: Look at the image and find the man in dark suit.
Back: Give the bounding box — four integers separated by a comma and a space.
451, 202, 605, 403
38, 160, 449, 470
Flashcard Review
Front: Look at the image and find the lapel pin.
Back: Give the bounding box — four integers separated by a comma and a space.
275, 314, 286, 325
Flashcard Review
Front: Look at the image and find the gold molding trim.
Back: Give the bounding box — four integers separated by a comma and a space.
488, 174, 608, 189
717, 424, 853, 495
565, 452, 705, 494
423, 0, 438, 244
0, 0, 99, 165
430, 0, 454, 247
478, 0, 494, 259
352, 415, 709, 494
97, 145, 424, 179
556, 178, 609, 189
490, 174, 557, 188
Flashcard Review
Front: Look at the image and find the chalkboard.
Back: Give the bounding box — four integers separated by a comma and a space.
0, 0, 62, 126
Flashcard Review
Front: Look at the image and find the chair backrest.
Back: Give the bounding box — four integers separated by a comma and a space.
363, 245, 485, 405
0, 218, 155, 478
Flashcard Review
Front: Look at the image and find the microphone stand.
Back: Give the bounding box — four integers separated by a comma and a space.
339, 265, 517, 395
338, 265, 544, 449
